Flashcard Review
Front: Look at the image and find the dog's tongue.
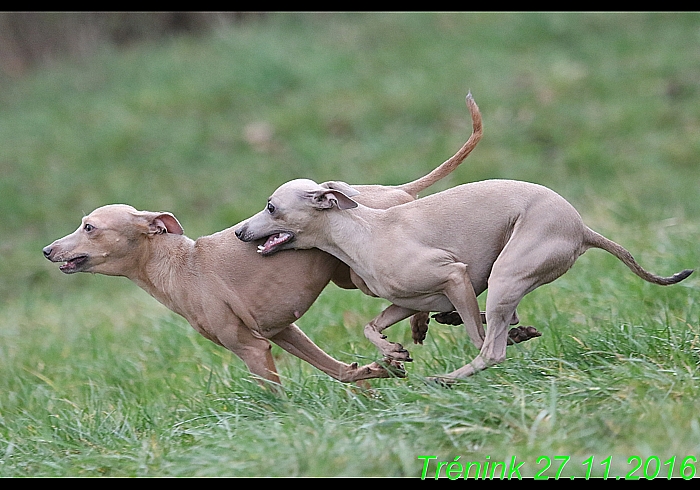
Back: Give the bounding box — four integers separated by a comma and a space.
258, 232, 292, 255
59, 262, 76, 273
59, 256, 87, 273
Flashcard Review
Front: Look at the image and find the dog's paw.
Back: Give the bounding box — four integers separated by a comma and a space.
344, 362, 387, 382
345, 360, 406, 381
507, 325, 542, 345
431, 311, 463, 326
376, 359, 407, 378
381, 342, 413, 362
410, 312, 430, 344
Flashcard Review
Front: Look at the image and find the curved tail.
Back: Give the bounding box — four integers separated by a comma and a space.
584, 228, 693, 285
397, 92, 483, 198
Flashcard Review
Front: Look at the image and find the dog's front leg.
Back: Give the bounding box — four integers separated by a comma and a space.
364, 304, 416, 362
430, 272, 525, 384
443, 263, 486, 349
215, 318, 282, 387
231, 340, 281, 387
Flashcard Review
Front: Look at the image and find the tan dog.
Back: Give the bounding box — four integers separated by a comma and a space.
236, 177, 693, 382
43, 94, 486, 387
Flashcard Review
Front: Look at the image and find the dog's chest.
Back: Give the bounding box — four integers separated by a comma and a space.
356, 263, 455, 313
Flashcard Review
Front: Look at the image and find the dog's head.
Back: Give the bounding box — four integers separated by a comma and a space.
42, 204, 184, 276
235, 179, 360, 256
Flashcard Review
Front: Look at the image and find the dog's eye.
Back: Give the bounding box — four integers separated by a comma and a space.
84, 223, 95, 232
266, 202, 276, 214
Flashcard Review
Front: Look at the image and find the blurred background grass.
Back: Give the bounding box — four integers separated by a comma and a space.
0, 12, 698, 476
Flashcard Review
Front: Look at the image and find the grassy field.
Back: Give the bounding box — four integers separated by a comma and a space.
0, 12, 698, 477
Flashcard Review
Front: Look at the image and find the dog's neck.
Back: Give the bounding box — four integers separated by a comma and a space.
317, 206, 383, 282
130, 233, 196, 316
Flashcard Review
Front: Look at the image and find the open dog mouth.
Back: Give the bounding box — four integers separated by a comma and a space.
257, 232, 294, 256
58, 255, 89, 274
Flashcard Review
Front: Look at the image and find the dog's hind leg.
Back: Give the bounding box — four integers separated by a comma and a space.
271, 323, 403, 382
432, 232, 579, 382
430, 275, 528, 382
432, 310, 540, 345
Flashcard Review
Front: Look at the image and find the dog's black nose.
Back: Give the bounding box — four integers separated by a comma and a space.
234, 227, 244, 240
42, 246, 52, 258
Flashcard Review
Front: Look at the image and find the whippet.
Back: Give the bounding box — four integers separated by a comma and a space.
236, 176, 692, 382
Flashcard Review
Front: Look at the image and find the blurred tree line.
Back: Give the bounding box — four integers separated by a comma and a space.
0, 12, 261, 78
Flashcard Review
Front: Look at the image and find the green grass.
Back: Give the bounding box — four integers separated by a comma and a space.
0, 12, 699, 477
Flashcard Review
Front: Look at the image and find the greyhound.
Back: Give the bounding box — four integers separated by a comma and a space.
43, 94, 509, 387
235, 177, 693, 382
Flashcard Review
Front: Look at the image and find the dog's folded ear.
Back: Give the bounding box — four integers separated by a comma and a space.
133, 211, 185, 235
320, 181, 360, 197
151, 213, 184, 235
308, 191, 359, 210
308, 187, 359, 210
308, 181, 359, 210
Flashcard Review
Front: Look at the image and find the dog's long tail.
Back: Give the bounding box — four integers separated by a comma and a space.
396, 92, 483, 198
584, 228, 693, 285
